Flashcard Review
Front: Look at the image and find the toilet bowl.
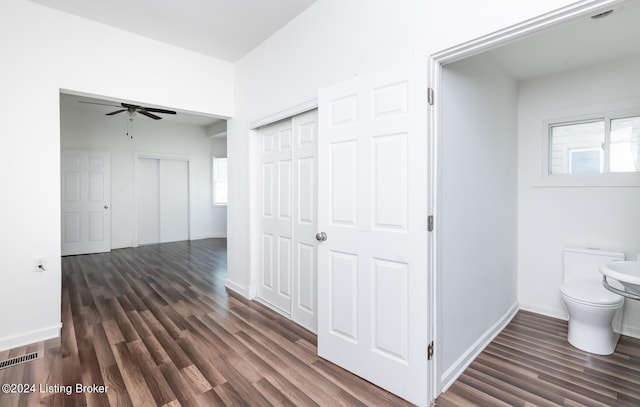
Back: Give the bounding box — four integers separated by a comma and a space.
560, 248, 625, 355
560, 280, 623, 355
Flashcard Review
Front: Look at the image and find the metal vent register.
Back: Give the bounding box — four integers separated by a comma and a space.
0, 351, 41, 370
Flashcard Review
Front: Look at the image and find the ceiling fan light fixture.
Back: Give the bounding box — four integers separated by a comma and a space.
78, 100, 176, 120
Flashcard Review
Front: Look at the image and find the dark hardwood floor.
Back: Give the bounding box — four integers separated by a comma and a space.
435, 310, 640, 407
3, 239, 640, 406
0, 239, 411, 407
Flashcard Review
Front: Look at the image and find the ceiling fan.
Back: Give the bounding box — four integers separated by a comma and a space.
78, 100, 177, 120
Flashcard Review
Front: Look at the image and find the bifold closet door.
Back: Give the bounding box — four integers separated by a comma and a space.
137, 158, 189, 246
258, 110, 318, 333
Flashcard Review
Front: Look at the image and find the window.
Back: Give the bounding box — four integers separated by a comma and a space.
549, 114, 640, 175
611, 116, 640, 172
212, 156, 228, 206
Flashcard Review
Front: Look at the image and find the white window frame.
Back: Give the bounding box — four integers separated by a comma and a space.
212, 155, 228, 206
547, 118, 605, 175
540, 107, 640, 187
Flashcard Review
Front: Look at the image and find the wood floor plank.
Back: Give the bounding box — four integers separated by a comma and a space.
6, 240, 638, 407
436, 310, 640, 406
100, 364, 134, 407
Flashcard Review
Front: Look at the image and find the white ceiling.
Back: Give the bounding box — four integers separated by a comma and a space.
29, 0, 316, 62
483, 2, 640, 80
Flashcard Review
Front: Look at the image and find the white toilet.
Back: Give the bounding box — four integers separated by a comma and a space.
560, 247, 625, 355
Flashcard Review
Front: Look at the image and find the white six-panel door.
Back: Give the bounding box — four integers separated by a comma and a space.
61, 150, 111, 256
259, 119, 295, 313
317, 69, 430, 406
291, 111, 318, 332
259, 110, 318, 332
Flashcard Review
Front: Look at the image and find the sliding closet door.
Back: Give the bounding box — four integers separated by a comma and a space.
137, 157, 189, 246
259, 119, 294, 313
159, 160, 189, 243
258, 110, 318, 332
137, 158, 160, 245
291, 110, 318, 332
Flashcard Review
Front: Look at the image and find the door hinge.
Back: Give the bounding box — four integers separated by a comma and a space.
427, 215, 434, 232
427, 87, 434, 106
427, 341, 434, 360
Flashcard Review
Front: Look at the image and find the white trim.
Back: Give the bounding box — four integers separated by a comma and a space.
440, 302, 519, 393
537, 106, 640, 186
212, 155, 229, 206
519, 303, 640, 340
621, 324, 640, 340
253, 297, 292, 319
249, 98, 318, 130
427, 56, 441, 402
518, 302, 568, 321
225, 278, 250, 298
431, 0, 620, 65
0, 323, 62, 352
249, 128, 260, 300
190, 233, 227, 240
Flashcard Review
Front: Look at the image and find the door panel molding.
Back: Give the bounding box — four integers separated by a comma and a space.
61, 150, 111, 256
317, 68, 430, 406
257, 110, 319, 333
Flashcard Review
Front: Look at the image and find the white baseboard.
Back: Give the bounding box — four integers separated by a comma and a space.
253, 297, 291, 318
225, 278, 250, 298
621, 325, 640, 339
519, 302, 567, 321
521, 302, 640, 340
191, 233, 227, 240
440, 302, 519, 393
0, 324, 61, 352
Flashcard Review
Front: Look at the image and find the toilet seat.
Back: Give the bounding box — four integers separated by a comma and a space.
560, 281, 623, 307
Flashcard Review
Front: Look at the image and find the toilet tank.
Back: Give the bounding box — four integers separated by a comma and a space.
563, 247, 625, 283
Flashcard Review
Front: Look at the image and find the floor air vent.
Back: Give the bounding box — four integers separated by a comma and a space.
0, 351, 41, 370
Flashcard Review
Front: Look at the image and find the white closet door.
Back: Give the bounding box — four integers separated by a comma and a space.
291, 110, 318, 332
259, 119, 294, 313
317, 69, 430, 406
61, 150, 111, 255
159, 159, 189, 243
137, 157, 189, 246
137, 158, 160, 245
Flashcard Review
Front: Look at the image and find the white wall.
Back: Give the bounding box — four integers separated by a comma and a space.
0, 0, 233, 350
210, 137, 228, 237
518, 54, 640, 337
60, 94, 217, 247
440, 54, 518, 385
226, 0, 578, 294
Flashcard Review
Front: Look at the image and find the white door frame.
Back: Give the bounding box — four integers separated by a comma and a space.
133, 152, 192, 247
427, 0, 623, 398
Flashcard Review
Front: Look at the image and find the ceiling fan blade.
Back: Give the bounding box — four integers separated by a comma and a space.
79, 101, 121, 108
106, 109, 127, 116
138, 110, 162, 120
144, 107, 177, 115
